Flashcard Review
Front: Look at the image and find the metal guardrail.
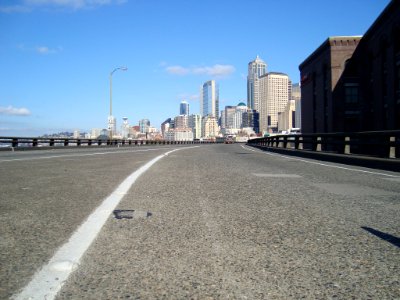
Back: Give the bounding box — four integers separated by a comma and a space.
247, 130, 400, 159
0, 137, 219, 150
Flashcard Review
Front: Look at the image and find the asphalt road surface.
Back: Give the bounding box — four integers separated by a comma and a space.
1, 144, 399, 299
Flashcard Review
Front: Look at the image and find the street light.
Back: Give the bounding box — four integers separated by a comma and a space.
109, 66, 128, 139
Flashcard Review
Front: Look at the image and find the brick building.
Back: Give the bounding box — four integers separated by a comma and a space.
299, 0, 400, 133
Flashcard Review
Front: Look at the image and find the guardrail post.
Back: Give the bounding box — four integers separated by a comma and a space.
295, 136, 303, 150
77, 139, 81, 146
316, 136, 322, 152
33, 138, 38, 147
278, 136, 287, 148
12, 138, 18, 147
344, 136, 351, 154
283, 136, 288, 148
389, 136, 396, 158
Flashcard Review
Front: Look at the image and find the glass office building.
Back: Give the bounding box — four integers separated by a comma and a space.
200, 80, 219, 118
247, 56, 267, 111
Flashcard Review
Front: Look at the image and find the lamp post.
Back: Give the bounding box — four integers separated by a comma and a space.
109, 66, 128, 140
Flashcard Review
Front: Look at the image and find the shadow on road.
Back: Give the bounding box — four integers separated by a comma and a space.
362, 226, 400, 248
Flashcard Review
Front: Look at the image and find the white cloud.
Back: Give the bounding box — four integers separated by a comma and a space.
165, 64, 235, 78
17, 44, 63, 55
35, 45, 62, 54
26, 0, 112, 9
0, 0, 126, 13
193, 64, 236, 77
36, 46, 52, 54
166, 66, 190, 75
0, 106, 31, 116
177, 94, 200, 101
0, 5, 31, 13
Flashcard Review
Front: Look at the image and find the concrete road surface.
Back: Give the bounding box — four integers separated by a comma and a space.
1, 144, 399, 299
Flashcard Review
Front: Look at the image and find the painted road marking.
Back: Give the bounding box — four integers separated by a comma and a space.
0, 148, 170, 163
241, 145, 400, 178
12, 146, 199, 300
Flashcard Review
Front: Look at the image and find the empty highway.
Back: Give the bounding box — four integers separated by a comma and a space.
1, 144, 399, 299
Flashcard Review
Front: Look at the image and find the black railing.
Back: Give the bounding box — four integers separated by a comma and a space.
247, 130, 400, 159
0, 137, 219, 150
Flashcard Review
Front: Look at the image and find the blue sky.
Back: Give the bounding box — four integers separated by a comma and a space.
0, 0, 391, 136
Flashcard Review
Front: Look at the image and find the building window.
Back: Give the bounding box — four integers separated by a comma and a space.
344, 83, 359, 104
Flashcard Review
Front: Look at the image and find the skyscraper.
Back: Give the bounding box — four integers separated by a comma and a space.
292, 83, 302, 131
247, 56, 267, 111
161, 118, 172, 137
242, 109, 259, 133
139, 119, 150, 133
200, 80, 219, 117
259, 72, 290, 133
121, 117, 129, 138
188, 114, 202, 139
202, 116, 219, 138
174, 115, 189, 129
180, 100, 189, 115
224, 106, 237, 129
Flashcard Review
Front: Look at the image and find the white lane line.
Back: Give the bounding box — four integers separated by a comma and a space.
241, 145, 400, 178
12, 146, 199, 300
0, 148, 172, 163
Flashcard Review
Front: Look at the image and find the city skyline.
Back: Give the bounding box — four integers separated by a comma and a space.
0, 0, 391, 137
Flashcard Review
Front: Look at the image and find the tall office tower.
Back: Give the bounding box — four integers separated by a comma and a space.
188, 114, 202, 139
277, 100, 296, 132
161, 118, 172, 137
180, 100, 189, 115
174, 115, 189, 129
224, 106, 237, 129
220, 110, 226, 129
259, 72, 290, 133
139, 119, 150, 133
233, 102, 248, 129
291, 83, 302, 130
200, 80, 219, 117
242, 109, 260, 133
202, 116, 219, 138
247, 56, 267, 111
121, 117, 129, 138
